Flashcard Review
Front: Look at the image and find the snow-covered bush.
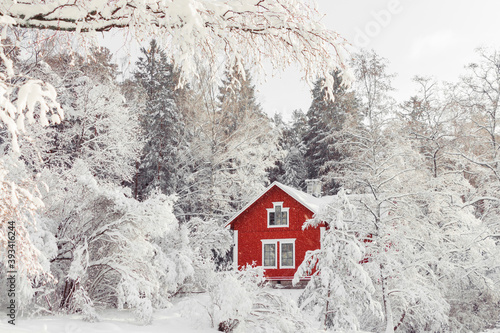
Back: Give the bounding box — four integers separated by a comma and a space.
205, 266, 313, 333
66, 279, 99, 322
39, 162, 193, 323
183, 217, 232, 291
0, 156, 56, 313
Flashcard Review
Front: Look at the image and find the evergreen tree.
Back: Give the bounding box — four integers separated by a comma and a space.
268, 110, 308, 189
215, 66, 278, 211
303, 70, 358, 195
16, 46, 142, 184
177, 65, 278, 223
217, 65, 265, 136
134, 39, 185, 199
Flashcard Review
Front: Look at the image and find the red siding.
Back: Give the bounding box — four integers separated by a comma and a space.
231, 185, 321, 280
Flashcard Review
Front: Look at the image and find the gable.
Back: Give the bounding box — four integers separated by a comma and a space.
227, 184, 317, 232
225, 181, 334, 229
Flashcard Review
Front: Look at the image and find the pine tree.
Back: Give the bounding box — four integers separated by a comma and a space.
217, 65, 265, 136
177, 65, 278, 223
269, 110, 308, 189
134, 39, 185, 199
303, 70, 358, 195
215, 66, 278, 212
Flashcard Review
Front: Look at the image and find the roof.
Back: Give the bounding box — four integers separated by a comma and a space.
225, 181, 335, 228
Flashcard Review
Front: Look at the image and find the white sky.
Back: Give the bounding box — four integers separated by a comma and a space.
257, 0, 500, 121
104, 1, 500, 122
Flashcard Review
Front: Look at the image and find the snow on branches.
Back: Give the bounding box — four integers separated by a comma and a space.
1, 0, 352, 92
293, 189, 381, 331
0, 17, 63, 154
204, 266, 313, 333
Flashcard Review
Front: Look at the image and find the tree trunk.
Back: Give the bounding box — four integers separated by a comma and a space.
323, 285, 332, 330
380, 264, 394, 333
60, 278, 76, 308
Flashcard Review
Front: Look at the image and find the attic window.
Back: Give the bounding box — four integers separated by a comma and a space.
267, 202, 289, 228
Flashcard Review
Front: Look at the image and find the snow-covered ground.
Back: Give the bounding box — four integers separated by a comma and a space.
0, 294, 218, 333
0, 289, 309, 333
3, 290, 497, 333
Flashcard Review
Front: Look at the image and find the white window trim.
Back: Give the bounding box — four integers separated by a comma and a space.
266, 202, 290, 228
279, 239, 296, 269
261, 238, 296, 269
233, 230, 238, 270
261, 239, 278, 269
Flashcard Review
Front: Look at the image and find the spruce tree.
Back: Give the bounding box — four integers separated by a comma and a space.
303, 70, 357, 195
218, 66, 278, 209
178, 65, 278, 223
217, 65, 265, 136
268, 110, 308, 189
134, 39, 185, 199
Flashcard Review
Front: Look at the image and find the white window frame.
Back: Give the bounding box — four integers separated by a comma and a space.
261, 240, 278, 269
233, 230, 238, 270
266, 202, 290, 228
261, 238, 296, 269
279, 239, 296, 269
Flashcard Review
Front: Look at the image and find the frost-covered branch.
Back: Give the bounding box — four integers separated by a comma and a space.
1, 0, 352, 90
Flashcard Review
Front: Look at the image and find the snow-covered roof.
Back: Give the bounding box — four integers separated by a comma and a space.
225, 181, 335, 228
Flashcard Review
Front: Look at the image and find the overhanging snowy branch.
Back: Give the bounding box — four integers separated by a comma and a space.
1, 0, 352, 90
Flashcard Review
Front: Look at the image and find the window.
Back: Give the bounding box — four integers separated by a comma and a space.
267, 202, 289, 228
261, 239, 295, 269
280, 242, 294, 268
262, 240, 277, 268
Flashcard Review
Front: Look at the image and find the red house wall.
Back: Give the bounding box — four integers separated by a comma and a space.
231, 185, 321, 280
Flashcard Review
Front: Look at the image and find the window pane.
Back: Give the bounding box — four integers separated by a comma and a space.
274, 206, 281, 225
269, 212, 275, 225
281, 243, 293, 267
280, 211, 287, 225
264, 244, 276, 267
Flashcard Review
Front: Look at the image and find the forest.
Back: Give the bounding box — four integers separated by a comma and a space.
1, 1, 500, 333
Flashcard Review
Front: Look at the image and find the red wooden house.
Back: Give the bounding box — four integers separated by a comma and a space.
225, 180, 334, 283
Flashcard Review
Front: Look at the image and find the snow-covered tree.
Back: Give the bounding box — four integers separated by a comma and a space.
268, 111, 308, 189
304, 70, 358, 195
323, 50, 500, 332
1, 0, 352, 92
400, 76, 461, 179
420, 171, 500, 332
39, 161, 191, 323
177, 65, 279, 223
439, 47, 500, 331
36, 47, 141, 183
214, 66, 278, 209
326, 51, 450, 332
454, 48, 500, 228
0, 21, 63, 311
293, 188, 380, 331
0, 157, 53, 312
133, 39, 186, 199
0, 18, 63, 154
